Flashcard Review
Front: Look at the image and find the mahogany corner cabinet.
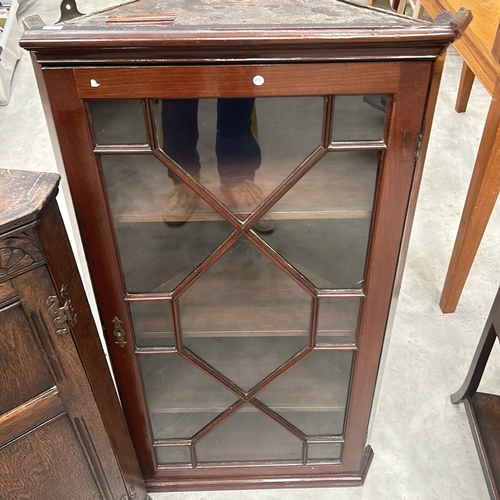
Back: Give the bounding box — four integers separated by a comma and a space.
21, 0, 469, 492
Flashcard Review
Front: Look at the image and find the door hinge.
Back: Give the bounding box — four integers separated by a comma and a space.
46, 284, 77, 336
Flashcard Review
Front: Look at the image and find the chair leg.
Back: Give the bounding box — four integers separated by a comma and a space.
456, 62, 475, 113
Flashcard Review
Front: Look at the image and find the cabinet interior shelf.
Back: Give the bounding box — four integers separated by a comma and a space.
103, 148, 378, 224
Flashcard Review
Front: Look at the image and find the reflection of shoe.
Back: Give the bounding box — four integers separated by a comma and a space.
220, 180, 275, 234
164, 183, 198, 226
251, 218, 275, 234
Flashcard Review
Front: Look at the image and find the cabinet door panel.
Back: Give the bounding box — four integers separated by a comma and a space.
0, 415, 102, 500
0, 303, 54, 415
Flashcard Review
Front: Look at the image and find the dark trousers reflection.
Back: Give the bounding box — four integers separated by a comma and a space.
162, 98, 261, 186
161, 98, 274, 233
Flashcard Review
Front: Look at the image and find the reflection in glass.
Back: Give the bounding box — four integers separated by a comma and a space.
88, 99, 147, 145
332, 95, 388, 141
270, 150, 379, 217
113, 221, 233, 293
129, 301, 174, 348
317, 298, 360, 345
184, 336, 306, 391
196, 405, 302, 463
261, 218, 370, 289
156, 97, 323, 228
156, 446, 191, 465
308, 442, 342, 462
139, 354, 236, 440
179, 237, 311, 337
258, 351, 352, 436
261, 151, 378, 288
100, 154, 220, 223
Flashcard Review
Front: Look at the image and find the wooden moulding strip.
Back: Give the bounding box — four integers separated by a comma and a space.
0, 387, 65, 448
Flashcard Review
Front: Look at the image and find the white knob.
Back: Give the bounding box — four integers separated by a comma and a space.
253, 75, 265, 86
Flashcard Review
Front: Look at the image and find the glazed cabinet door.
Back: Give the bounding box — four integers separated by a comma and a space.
41, 60, 433, 488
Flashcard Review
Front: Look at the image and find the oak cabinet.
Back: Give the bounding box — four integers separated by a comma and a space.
21, 0, 468, 492
0, 169, 148, 500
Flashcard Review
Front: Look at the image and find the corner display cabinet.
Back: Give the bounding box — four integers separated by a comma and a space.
21, 0, 469, 492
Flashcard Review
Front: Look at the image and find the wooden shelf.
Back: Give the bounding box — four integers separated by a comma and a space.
141, 348, 352, 416
116, 218, 369, 294
102, 149, 378, 223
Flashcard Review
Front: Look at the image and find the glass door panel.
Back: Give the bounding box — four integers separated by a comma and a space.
268, 150, 379, 219
308, 442, 342, 462
258, 351, 353, 436
196, 405, 302, 464
155, 97, 323, 226
87, 91, 387, 468
260, 150, 379, 288
317, 298, 361, 345
331, 95, 389, 141
101, 153, 221, 224
139, 354, 237, 440
156, 446, 191, 466
183, 336, 307, 392
178, 237, 311, 337
129, 301, 174, 348
88, 99, 148, 144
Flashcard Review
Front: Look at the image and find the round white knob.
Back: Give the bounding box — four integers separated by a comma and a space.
253, 75, 265, 86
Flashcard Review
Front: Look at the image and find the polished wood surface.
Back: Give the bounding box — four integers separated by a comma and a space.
417, 0, 500, 313
75, 63, 402, 100
0, 169, 149, 499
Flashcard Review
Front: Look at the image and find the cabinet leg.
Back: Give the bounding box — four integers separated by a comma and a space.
451, 288, 500, 403
440, 89, 500, 313
455, 61, 475, 113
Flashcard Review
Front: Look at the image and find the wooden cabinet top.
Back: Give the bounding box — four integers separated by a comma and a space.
0, 169, 59, 234
21, 0, 470, 64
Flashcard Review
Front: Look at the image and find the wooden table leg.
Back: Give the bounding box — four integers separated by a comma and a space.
440, 86, 500, 313
455, 61, 475, 113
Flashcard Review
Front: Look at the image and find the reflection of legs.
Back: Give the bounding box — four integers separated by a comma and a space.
162, 99, 201, 223
162, 99, 201, 183
216, 98, 273, 233
216, 98, 261, 186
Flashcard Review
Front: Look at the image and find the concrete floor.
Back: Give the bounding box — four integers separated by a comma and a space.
3, 1, 500, 499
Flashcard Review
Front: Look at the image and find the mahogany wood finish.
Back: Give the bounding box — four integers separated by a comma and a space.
74, 63, 402, 100
451, 286, 500, 499
0, 169, 149, 499
21, 0, 466, 492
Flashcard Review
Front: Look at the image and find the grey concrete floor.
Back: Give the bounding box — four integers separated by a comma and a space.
3, 1, 500, 499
